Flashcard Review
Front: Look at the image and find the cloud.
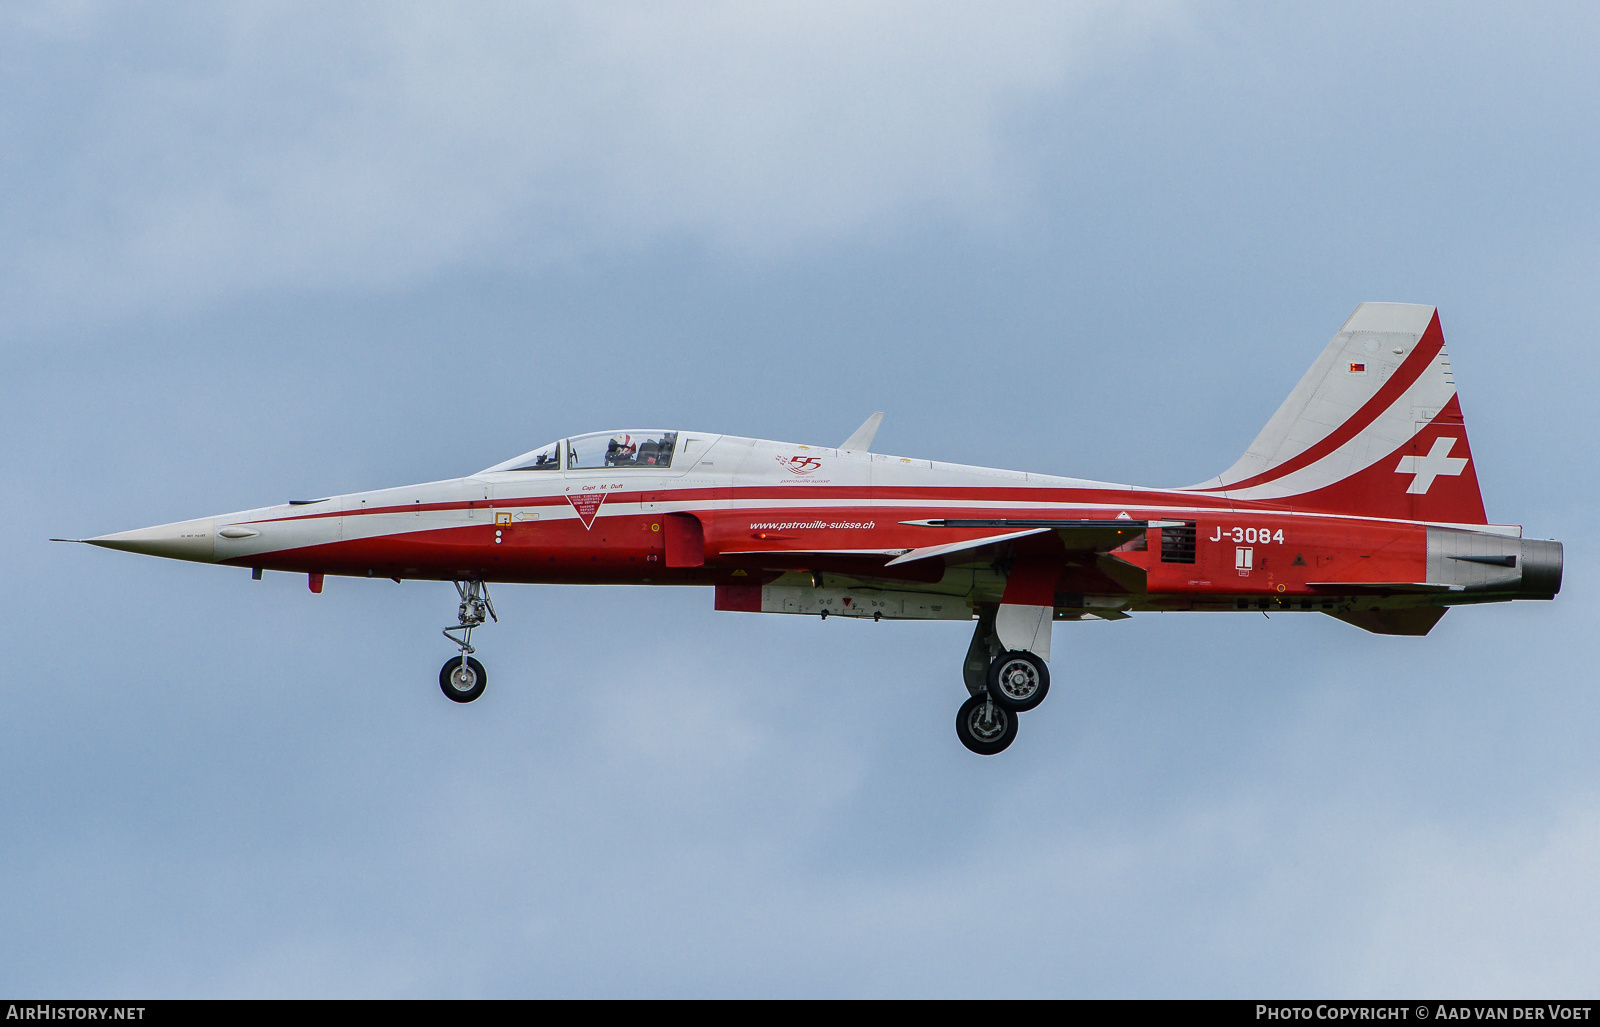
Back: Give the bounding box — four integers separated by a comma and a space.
1356, 803, 1600, 995
1, 1, 1190, 328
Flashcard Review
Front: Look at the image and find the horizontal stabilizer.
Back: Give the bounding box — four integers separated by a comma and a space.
1326, 608, 1449, 635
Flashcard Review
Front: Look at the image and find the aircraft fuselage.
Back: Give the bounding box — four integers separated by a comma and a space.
90, 433, 1557, 622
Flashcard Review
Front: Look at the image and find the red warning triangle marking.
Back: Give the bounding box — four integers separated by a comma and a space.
566, 491, 608, 530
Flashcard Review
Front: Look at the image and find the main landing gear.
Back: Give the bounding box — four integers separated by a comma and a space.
987, 650, 1049, 712
956, 694, 1018, 756
955, 609, 1051, 755
440, 580, 495, 703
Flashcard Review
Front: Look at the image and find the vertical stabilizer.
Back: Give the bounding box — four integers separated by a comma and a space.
1187, 303, 1487, 523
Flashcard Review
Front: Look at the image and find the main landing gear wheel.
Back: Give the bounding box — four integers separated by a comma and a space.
956, 694, 1017, 755
440, 656, 487, 703
986, 650, 1050, 713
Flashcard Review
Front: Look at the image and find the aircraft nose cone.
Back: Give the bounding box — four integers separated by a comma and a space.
87, 517, 217, 562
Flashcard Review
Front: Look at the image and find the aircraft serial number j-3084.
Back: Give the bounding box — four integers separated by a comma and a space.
64, 304, 1563, 754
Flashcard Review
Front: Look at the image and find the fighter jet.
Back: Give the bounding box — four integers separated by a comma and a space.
63, 303, 1562, 754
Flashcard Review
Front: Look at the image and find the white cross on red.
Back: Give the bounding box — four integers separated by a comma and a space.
1395, 436, 1468, 494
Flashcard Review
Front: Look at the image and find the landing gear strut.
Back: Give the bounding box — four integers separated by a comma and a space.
440, 580, 495, 703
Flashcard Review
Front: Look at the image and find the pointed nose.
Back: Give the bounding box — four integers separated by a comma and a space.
88, 517, 217, 562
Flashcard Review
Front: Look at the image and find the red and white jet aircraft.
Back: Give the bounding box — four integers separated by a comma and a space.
69, 303, 1562, 754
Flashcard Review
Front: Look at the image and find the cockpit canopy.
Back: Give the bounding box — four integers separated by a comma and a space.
481, 430, 680, 474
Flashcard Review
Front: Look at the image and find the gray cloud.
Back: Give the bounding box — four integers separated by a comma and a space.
2, 1, 1187, 329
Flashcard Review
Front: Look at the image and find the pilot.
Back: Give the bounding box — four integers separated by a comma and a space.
605, 434, 636, 466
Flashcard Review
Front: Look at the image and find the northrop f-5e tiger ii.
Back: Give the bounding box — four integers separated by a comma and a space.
64, 303, 1562, 754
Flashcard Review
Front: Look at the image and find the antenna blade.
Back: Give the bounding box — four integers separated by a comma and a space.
841, 412, 884, 452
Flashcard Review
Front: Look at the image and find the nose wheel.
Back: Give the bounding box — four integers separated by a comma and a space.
440, 655, 487, 703
440, 580, 495, 704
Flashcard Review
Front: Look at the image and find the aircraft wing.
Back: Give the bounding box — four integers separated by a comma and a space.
889, 518, 1182, 567
882, 528, 1051, 567
718, 547, 909, 558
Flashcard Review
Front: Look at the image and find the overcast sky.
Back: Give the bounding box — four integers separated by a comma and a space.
3, 1, 1597, 997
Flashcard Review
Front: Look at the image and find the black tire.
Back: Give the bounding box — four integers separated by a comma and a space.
439, 655, 487, 703
955, 694, 1018, 755
985, 650, 1050, 712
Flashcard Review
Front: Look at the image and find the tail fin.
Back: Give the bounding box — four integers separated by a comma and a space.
1187, 302, 1487, 524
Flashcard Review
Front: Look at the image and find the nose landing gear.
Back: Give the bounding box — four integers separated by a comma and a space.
440, 580, 495, 703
